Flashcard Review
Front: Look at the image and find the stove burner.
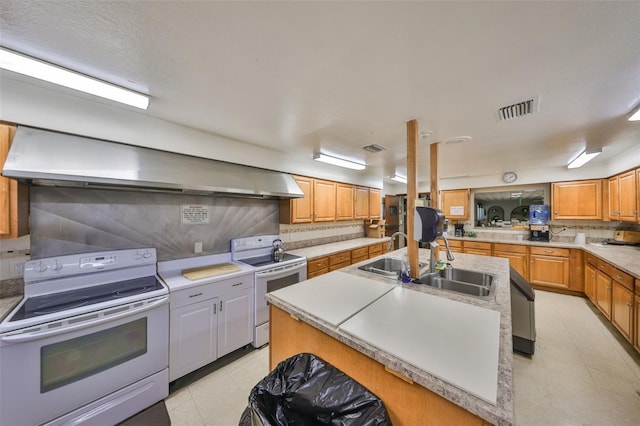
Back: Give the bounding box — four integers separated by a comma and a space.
10, 276, 164, 322
238, 253, 301, 268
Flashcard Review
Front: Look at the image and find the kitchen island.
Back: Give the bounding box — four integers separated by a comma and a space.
266, 248, 514, 425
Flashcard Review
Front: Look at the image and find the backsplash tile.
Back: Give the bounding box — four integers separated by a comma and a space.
280, 221, 366, 249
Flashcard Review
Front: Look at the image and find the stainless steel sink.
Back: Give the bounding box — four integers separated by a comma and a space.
416, 268, 496, 299
357, 257, 425, 279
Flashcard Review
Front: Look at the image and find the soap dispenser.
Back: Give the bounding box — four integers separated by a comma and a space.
401, 253, 411, 283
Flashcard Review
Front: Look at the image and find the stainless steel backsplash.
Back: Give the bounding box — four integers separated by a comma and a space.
29, 187, 279, 260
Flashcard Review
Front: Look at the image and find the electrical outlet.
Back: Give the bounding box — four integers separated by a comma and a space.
194, 242, 203, 253
9, 259, 25, 278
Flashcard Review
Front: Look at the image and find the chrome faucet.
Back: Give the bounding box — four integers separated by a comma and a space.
387, 232, 408, 250
428, 234, 455, 273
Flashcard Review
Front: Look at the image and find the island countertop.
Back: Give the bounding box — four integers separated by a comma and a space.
266, 248, 514, 425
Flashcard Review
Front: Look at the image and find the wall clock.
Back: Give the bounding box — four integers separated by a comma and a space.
502, 172, 518, 184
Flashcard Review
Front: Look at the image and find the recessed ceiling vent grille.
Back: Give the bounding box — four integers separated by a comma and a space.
362, 144, 386, 153
497, 97, 538, 121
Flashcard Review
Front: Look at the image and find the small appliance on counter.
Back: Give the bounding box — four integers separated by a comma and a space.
454, 224, 465, 237
602, 229, 640, 246
528, 204, 550, 242
529, 224, 550, 242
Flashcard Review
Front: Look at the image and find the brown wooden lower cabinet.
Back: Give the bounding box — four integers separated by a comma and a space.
612, 282, 634, 343
634, 289, 640, 352
595, 269, 613, 320
270, 305, 490, 425
368, 243, 383, 258
329, 250, 351, 272
462, 241, 491, 256
307, 257, 329, 279
529, 247, 570, 289
584, 262, 597, 302
493, 243, 528, 278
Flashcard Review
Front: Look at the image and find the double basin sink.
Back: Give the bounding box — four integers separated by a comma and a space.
358, 258, 495, 299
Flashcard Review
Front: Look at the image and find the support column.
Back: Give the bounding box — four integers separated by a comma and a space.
406, 120, 419, 278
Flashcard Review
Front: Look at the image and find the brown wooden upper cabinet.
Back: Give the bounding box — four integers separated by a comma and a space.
608, 170, 637, 222
281, 177, 379, 224
369, 188, 381, 219
280, 175, 314, 223
313, 179, 337, 222
0, 123, 29, 239
336, 183, 354, 221
440, 189, 470, 220
551, 179, 602, 220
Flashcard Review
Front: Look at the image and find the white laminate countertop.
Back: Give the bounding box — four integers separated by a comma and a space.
268, 270, 395, 326
267, 248, 514, 425
340, 286, 501, 404
288, 237, 391, 260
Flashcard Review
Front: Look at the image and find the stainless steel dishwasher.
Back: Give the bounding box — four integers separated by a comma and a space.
510, 267, 536, 355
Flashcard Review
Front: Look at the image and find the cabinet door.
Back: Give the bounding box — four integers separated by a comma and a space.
336, 183, 354, 220
169, 298, 218, 381
551, 180, 602, 220
369, 188, 381, 219
595, 271, 612, 319
618, 170, 637, 222
440, 189, 470, 219
637, 169, 640, 224
218, 289, 253, 357
529, 255, 570, 289
354, 187, 370, 219
607, 175, 620, 220
634, 294, 640, 352
584, 262, 597, 302
611, 282, 633, 343
494, 251, 528, 280
280, 176, 313, 224
0, 124, 28, 239
313, 180, 337, 222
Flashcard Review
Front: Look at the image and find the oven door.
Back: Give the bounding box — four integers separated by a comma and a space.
0, 296, 169, 426
254, 261, 307, 346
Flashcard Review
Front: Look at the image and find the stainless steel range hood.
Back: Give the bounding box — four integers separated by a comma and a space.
2, 127, 304, 199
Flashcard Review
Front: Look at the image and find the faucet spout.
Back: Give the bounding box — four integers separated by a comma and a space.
387, 232, 408, 250
441, 235, 455, 261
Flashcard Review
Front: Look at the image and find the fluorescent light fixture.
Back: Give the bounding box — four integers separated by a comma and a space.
0, 47, 149, 110
313, 153, 365, 170
567, 148, 602, 169
390, 174, 407, 184
629, 106, 640, 121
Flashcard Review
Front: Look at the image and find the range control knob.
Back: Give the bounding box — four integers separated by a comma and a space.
52, 261, 63, 271
143, 251, 152, 259
36, 262, 48, 273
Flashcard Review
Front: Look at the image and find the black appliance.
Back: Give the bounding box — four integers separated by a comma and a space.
454, 224, 465, 237
529, 224, 550, 242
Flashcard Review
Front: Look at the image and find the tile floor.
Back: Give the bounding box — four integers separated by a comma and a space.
165, 290, 640, 425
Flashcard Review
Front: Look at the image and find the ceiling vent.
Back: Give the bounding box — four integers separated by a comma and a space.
497, 97, 539, 121
362, 144, 386, 153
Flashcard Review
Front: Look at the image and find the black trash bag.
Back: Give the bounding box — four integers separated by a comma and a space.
239, 353, 391, 426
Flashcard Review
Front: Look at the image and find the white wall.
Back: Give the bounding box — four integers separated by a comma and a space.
0, 78, 382, 188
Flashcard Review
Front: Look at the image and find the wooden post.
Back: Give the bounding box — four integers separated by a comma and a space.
406, 120, 419, 278
430, 142, 439, 209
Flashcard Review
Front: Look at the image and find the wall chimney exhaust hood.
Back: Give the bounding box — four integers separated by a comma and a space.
2, 127, 304, 199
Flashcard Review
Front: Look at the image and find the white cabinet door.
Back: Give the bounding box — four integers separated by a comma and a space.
169, 298, 218, 381
217, 289, 254, 358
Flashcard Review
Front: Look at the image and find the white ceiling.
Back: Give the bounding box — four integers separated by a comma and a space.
1, 1, 640, 189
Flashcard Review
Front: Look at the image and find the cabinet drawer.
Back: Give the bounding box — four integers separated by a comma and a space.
612, 269, 633, 291
308, 268, 328, 279
530, 246, 570, 257
585, 253, 598, 266
170, 274, 252, 309
368, 243, 383, 257
493, 243, 527, 254
597, 260, 616, 278
329, 251, 351, 266
464, 241, 491, 251
307, 257, 329, 274
329, 261, 350, 271
352, 255, 368, 264
351, 247, 369, 259
439, 239, 462, 248
636, 279, 640, 296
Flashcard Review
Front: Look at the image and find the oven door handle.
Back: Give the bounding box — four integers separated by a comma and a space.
256, 263, 306, 278
0, 296, 168, 344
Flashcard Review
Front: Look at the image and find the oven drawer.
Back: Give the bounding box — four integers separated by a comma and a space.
171, 273, 253, 309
